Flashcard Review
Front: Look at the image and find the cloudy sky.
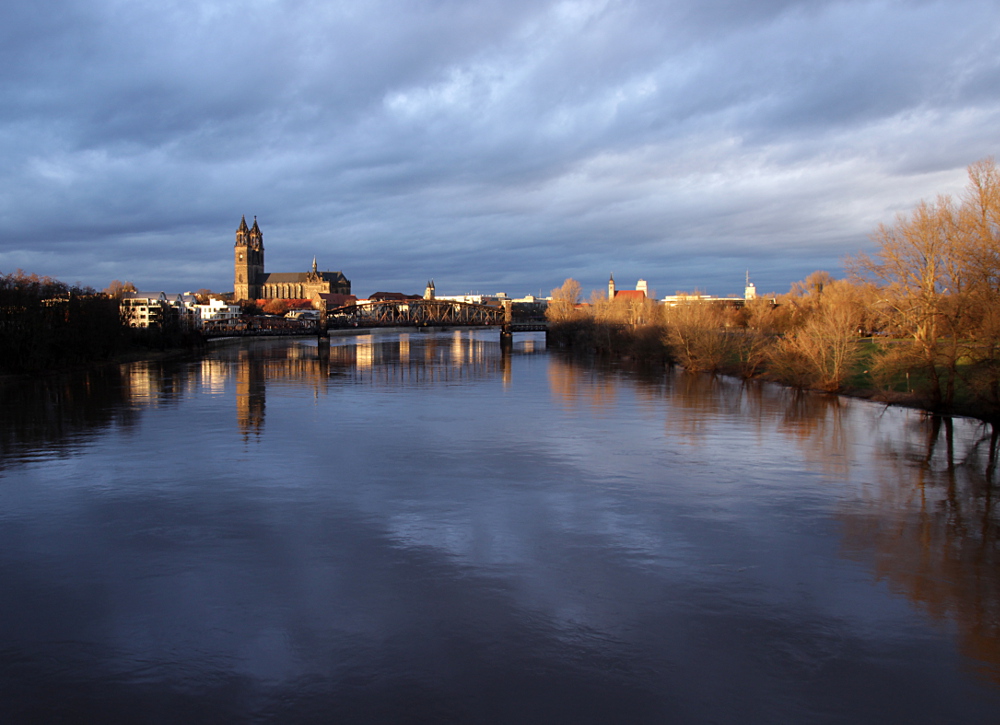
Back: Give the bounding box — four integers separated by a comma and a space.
2, 0, 998, 297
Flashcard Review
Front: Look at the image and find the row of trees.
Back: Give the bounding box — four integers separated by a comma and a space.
0, 270, 128, 373
548, 273, 867, 389
547, 158, 1000, 419
0, 271, 204, 374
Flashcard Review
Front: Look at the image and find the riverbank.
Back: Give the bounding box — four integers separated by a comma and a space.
546, 320, 999, 423
0, 333, 207, 384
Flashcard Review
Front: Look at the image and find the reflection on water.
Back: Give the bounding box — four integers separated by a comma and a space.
840, 416, 1000, 685
548, 352, 1000, 684
1, 331, 999, 723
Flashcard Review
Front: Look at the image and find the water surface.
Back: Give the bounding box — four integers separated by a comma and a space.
1, 330, 998, 723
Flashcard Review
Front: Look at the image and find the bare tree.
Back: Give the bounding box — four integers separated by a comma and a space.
103, 280, 136, 299
851, 196, 970, 407
955, 157, 1000, 412
546, 278, 582, 323
663, 301, 731, 372
768, 279, 863, 391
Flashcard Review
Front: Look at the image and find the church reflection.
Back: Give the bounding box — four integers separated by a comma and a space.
218, 332, 544, 436
235, 350, 266, 439
0, 332, 546, 458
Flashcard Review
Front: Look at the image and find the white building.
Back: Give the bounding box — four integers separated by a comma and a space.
121, 292, 197, 328
194, 299, 242, 328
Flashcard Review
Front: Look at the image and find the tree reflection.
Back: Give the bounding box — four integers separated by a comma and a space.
841, 416, 1000, 684
546, 354, 1000, 683
0, 362, 190, 468
547, 356, 619, 412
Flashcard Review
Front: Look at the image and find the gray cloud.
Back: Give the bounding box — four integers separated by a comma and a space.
1, 0, 998, 296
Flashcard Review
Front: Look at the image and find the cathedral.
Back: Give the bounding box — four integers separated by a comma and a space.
233, 216, 351, 301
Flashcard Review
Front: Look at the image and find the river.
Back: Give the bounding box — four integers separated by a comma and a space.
1, 329, 998, 723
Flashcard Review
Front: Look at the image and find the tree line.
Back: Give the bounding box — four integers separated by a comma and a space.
547, 157, 1000, 420
0, 271, 198, 374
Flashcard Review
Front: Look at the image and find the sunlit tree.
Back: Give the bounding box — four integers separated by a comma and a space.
546, 278, 582, 323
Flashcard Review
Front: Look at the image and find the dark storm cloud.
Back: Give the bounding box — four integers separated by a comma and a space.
1, 0, 998, 295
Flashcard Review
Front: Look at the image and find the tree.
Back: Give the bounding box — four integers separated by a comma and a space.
262, 298, 290, 316
957, 159, 1000, 407
767, 278, 863, 391
103, 280, 136, 299
663, 301, 731, 372
851, 196, 969, 408
546, 278, 582, 323
730, 296, 781, 377
787, 270, 835, 304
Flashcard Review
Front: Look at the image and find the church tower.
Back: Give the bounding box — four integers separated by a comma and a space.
234, 215, 265, 300
608, 273, 616, 300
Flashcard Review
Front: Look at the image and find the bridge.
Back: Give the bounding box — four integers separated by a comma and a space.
324, 298, 545, 340
326, 299, 503, 328
203, 299, 546, 340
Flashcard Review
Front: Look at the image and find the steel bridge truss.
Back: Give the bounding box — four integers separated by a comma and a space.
326, 299, 505, 329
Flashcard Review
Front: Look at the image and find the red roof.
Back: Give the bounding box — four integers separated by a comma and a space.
614, 290, 646, 300
316, 293, 357, 308
369, 292, 421, 301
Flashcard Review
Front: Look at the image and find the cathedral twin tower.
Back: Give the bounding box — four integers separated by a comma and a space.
233, 215, 350, 302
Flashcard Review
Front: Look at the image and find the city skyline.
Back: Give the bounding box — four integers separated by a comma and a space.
2, 0, 998, 297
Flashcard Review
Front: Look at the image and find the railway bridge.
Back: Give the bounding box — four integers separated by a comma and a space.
203, 299, 546, 341
323, 298, 545, 341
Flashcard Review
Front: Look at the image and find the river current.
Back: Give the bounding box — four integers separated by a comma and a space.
1, 330, 999, 723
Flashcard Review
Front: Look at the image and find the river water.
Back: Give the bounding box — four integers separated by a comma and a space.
1, 330, 999, 723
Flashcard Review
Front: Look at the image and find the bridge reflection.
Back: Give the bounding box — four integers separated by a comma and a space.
221, 331, 545, 437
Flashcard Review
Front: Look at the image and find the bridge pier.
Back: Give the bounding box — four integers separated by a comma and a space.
501, 300, 513, 348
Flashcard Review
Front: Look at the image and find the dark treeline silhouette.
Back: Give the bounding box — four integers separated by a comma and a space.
0, 270, 201, 374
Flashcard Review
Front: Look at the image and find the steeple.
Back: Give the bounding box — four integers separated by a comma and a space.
312, 256, 318, 274
236, 215, 250, 246
247, 215, 263, 251
608, 273, 616, 300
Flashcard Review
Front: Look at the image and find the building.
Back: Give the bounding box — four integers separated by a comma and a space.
233, 216, 350, 301
661, 273, 764, 307
121, 292, 196, 328
193, 299, 241, 328
609, 274, 647, 301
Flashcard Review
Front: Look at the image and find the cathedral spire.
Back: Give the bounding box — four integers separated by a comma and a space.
236, 215, 250, 247
312, 256, 318, 274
